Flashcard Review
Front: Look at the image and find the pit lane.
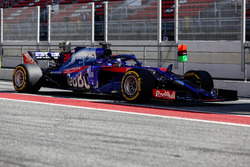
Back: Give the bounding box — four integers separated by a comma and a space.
1, 80, 250, 125
1, 80, 250, 115
1, 80, 250, 166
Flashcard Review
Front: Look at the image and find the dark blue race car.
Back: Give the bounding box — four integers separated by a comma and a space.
12, 43, 237, 103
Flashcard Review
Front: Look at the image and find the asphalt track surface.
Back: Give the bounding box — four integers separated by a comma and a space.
0, 80, 250, 167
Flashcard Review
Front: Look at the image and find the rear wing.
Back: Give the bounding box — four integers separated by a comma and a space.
33, 51, 60, 60
23, 51, 60, 64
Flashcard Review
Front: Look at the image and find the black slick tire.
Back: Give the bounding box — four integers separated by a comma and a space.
184, 70, 214, 92
12, 64, 43, 93
121, 68, 155, 103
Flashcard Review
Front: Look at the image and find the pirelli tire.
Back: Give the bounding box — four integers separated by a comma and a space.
12, 64, 43, 93
121, 69, 156, 103
184, 70, 214, 92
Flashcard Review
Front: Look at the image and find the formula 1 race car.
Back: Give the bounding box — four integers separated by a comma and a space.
12, 43, 237, 103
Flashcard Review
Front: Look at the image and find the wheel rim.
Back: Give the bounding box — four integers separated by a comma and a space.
124, 75, 138, 96
14, 69, 25, 87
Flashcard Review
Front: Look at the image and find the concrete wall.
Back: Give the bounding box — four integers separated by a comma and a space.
0, 40, 249, 80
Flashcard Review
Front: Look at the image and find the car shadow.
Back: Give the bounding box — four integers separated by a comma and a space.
1, 90, 250, 116
39, 90, 250, 115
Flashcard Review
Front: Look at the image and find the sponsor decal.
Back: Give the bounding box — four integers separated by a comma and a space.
153, 89, 176, 100
67, 73, 91, 89
102, 67, 131, 73
88, 66, 98, 86
67, 71, 99, 89
34, 52, 44, 56
34, 52, 60, 60
50, 71, 62, 74
23, 53, 37, 64
159, 67, 167, 72
63, 66, 88, 74
63, 48, 97, 68
63, 53, 71, 63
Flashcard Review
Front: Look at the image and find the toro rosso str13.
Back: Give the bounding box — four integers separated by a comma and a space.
12, 43, 237, 103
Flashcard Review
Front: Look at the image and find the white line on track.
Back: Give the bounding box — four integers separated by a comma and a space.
2, 88, 250, 118
1, 97, 250, 128
10, 91, 250, 117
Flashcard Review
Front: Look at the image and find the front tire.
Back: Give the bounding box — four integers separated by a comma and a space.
184, 70, 214, 92
13, 64, 43, 93
121, 69, 155, 103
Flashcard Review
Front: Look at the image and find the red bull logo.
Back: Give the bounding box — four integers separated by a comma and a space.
153, 89, 176, 100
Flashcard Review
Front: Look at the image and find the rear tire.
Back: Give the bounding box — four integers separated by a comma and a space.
184, 70, 214, 92
121, 69, 155, 103
13, 64, 43, 93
